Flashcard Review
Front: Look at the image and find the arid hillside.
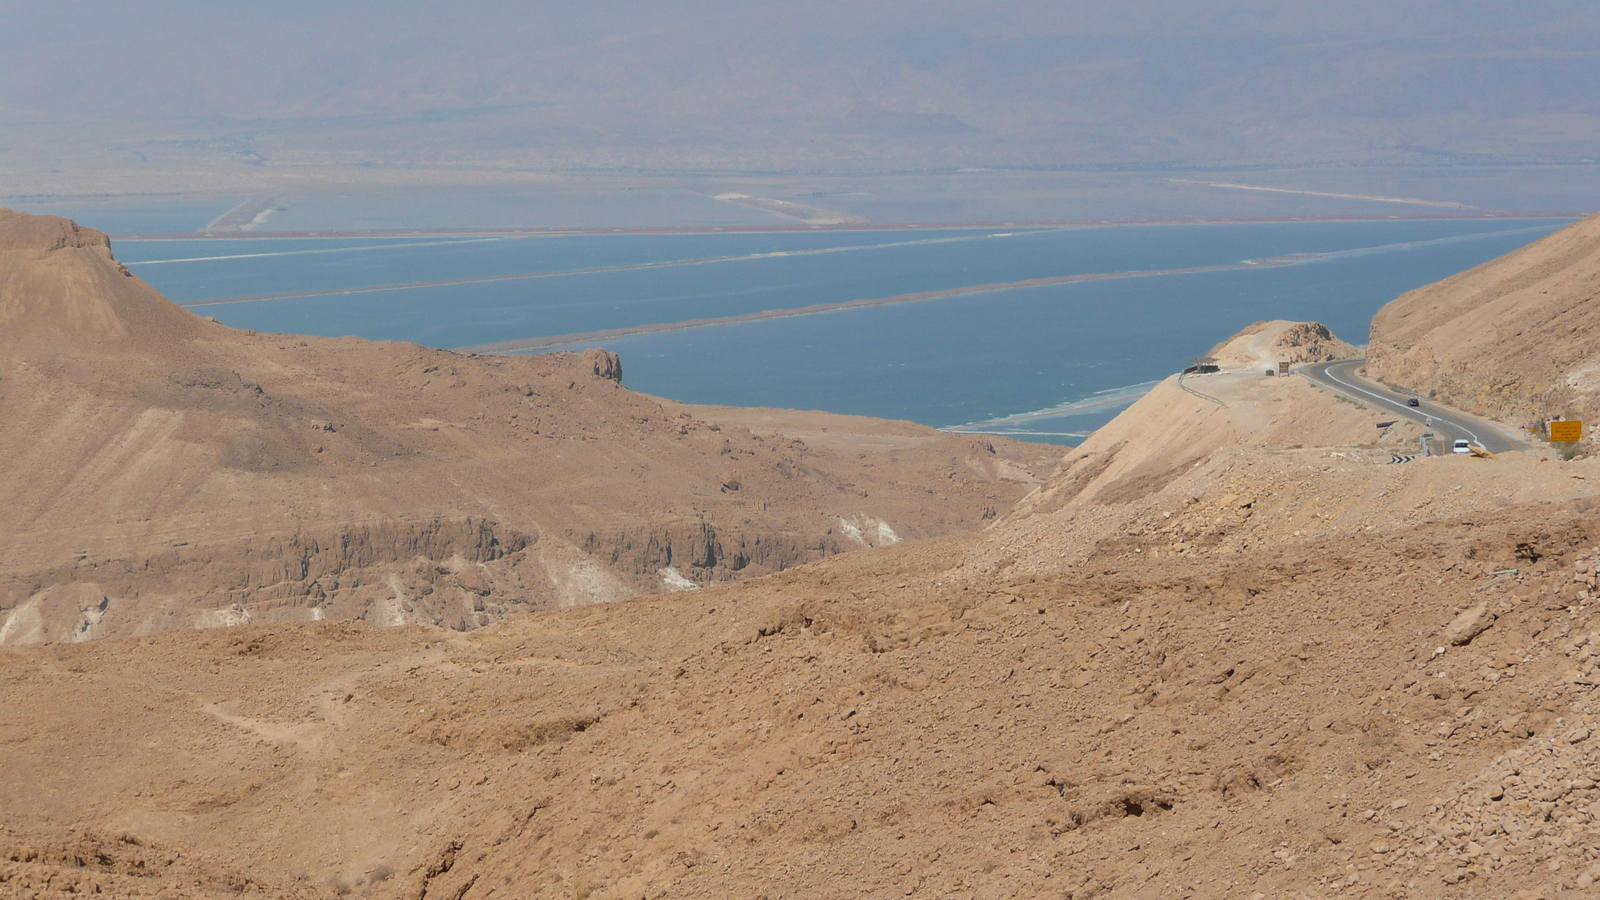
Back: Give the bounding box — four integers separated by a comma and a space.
6, 308, 1600, 900
1367, 211, 1600, 433
965, 321, 1589, 578
0, 209, 1058, 644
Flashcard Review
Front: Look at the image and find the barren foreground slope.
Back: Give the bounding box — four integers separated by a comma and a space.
1368, 211, 1600, 429
0, 209, 1057, 643
5, 305, 1600, 899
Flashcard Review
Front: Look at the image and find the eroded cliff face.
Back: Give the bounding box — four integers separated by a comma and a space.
572, 519, 852, 590
0, 518, 546, 644
1366, 212, 1600, 430
0, 208, 1061, 644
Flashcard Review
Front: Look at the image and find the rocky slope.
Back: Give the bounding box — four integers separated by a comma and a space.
7, 186, 1600, 900
1367, 212, 1600, 437
0, 209, 1058, 644
7, 311, 1600, 899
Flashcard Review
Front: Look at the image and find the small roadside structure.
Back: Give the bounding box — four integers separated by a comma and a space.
1187, 356, 1220, 374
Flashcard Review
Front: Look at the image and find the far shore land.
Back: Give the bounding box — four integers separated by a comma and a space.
100, 210, 1573, 242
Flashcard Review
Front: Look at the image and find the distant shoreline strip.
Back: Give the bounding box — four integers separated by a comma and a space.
130, 236, 504, 266
459, 220, 1565, 353
174, 230, 1060, 309
464, 219, 1561, 352
456, 264, 1281, 354
173, 219, 1562, 312
459, 220, 1564, 353
1166, 180, 1479, 210
179, 259, 708, 307
945, 430, 1094, 437
107, 211, 1578, 242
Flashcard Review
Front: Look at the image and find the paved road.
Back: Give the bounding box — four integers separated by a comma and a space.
1300, 359, 1522, 454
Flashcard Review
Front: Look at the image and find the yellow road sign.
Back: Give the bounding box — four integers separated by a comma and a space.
1550, 420, 1583, 442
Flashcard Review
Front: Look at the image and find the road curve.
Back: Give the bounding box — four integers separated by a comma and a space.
1300, 360, 1522, 454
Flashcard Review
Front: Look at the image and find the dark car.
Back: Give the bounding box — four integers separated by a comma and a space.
1406, 398, 1420, 407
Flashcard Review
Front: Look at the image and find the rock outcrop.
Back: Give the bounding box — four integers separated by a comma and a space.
584, 347, 623, 383
1206, 319, 1358, 371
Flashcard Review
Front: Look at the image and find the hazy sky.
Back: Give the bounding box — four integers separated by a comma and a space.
3, 2, 1598, 174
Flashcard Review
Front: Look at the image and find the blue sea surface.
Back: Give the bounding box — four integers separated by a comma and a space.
117, 229, 995, 308
116, 218, 1569, 443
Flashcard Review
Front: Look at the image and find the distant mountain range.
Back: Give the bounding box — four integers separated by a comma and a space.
3, 1, 1598, 182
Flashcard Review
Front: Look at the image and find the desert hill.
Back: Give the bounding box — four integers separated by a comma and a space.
0, 208, 1059, 644
1205, 319, 1358, 373
1367, 212, 1600, 433
965, 321, 1589, 577
0, 211, 200, 350
6, 299, 1600, 900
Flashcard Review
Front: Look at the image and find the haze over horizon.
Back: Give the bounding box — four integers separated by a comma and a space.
4, 0, 1598, 210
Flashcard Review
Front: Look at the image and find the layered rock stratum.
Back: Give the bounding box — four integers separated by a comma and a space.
4, 210, 1600, 900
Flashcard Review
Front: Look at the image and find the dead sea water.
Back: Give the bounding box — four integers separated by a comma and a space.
114, 218, 1568, 444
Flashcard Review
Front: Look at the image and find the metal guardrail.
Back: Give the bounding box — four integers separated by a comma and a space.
1176, 371, 1229, 408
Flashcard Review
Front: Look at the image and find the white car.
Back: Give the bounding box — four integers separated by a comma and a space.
1451, 439, 1473, 454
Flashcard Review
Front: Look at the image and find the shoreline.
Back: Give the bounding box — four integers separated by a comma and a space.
455, 222, 1563, 353
162, 220, 1567, 315
456, 261, 1296, 354
104, 211, 1580, 242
